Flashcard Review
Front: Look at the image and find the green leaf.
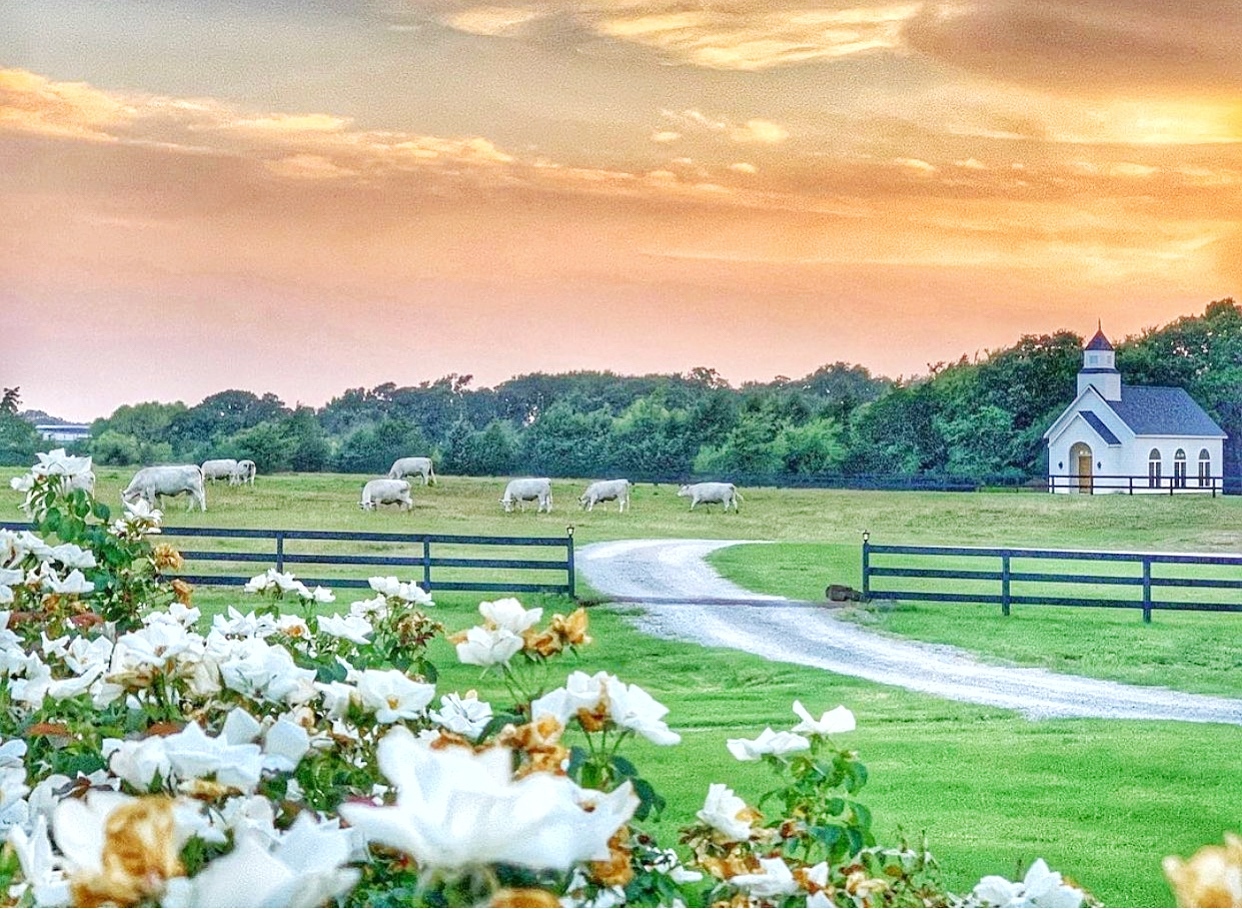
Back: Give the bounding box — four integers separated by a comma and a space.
630, 775, 666, 821
93, 501, 111, 521
809, 823, 843, 850
565, 745, 588, 779
846, 759, 869, 794
611, 754, 638, 778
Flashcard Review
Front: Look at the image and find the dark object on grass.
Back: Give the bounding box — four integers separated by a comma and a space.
826, 584, 863, 602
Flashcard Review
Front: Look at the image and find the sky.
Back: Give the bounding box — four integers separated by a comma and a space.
2, 0, 1240, 423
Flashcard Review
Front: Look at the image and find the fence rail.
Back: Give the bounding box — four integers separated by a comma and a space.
860, 535, 1242, 622
1047, 473, 1224, 495
1, 522, 576, 597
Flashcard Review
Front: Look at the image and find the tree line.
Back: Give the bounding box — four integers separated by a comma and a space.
5, 299, 1240, 490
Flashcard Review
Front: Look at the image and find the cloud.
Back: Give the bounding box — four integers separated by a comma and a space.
0, 67, 520, 180
265, 154, 360, 180
0, 69, 132, 141
903, 0, 1242, 97
659, 109, 787, 144
892, 157, 936, 173
407, 1, 920, 70
650, 130, 680, 143
729, 161, 757, 173
731, 118, 788, 144
445, 4, 547, 35
661, 108, 727, 131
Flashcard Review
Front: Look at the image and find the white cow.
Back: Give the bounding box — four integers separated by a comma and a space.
123, 465, 207, 512
677, 482, 742, 512
232, 459, 257, 487
360, 478, 414, 511
201, 459, 239, 484
579, 479, 632, 512
388, 456, 437, 486
501, 478, 553, 513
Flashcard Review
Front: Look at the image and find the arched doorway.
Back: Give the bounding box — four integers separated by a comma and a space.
1069, 441, 1093, 493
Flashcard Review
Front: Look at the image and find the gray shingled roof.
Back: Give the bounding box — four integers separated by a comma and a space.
1079, 411, 1120, 445
1085, 329, 1113, 351
1109, 387, 1225, 437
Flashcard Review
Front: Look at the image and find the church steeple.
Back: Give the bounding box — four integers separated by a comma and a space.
1078, 325, 1121, 400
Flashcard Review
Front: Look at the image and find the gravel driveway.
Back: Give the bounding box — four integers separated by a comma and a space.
577, 538, 1242, 725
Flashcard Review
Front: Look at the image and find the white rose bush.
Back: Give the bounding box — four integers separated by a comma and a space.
0, 457, 1100, 907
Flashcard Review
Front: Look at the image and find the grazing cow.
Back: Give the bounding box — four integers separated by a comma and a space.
360, 478, 414, 511
501, 478, 553, 513
676, 481, 742, 512
201, 459, 239, 484
123, 465, 207, 512
388, 456, 437, 486
579, 479, 633, 512
232, 459, 257, 487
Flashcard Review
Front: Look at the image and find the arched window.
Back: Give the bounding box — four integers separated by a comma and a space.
1199, 449, 1212, 488
1174, 449, 1187, 489
1148, 448, 1162, 488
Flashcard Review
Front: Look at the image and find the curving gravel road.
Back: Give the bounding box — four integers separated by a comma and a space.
577, 538, 1242, 725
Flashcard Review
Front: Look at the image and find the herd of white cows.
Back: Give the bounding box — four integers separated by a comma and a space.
101, 454, 743, 516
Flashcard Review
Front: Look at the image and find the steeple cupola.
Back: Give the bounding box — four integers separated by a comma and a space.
1078, 324, 1121, 401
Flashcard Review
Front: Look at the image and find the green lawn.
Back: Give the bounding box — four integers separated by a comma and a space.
6, 468, 1242, 906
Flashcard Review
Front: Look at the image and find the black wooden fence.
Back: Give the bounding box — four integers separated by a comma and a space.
1046, 474, 1224, 495
861, 534, 1242, 623
1, 523, 576, 597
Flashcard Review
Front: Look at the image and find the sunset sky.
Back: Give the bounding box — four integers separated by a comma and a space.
3, 1, 1240, 422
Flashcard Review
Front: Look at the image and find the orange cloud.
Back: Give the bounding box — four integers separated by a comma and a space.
406, 1, 919, 70
0, 69, 132, 141
904, 0, 1242, 98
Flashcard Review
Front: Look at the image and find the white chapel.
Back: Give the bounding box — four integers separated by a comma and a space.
1043, 328, 1226, 493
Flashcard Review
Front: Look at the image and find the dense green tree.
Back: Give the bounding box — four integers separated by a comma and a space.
0, 388, 38, 466
89, 430, 172, 467
693, 407, 783, 477
774, 417, 847, 476
95, 401, 186, 444
936, 405, 1019, 479
281, 407, 333, 472
167, 390, 288, 452
521, 403, 612, 477
444, 420, 519, 477
234, 422, 295, 473
604, 397, 698, 480
843, 383, 947, 475
334, 419, 430, 475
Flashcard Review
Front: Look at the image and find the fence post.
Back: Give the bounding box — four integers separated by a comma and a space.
422, 539, 432, 592
566, 525, 576, 599
275, 532, 285, 573
1001, 552, 1011, 617
861, 531, 871, 601
1142, 557, 1152, 623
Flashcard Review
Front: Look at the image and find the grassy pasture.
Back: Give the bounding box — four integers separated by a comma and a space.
4, 467, 1242, 905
